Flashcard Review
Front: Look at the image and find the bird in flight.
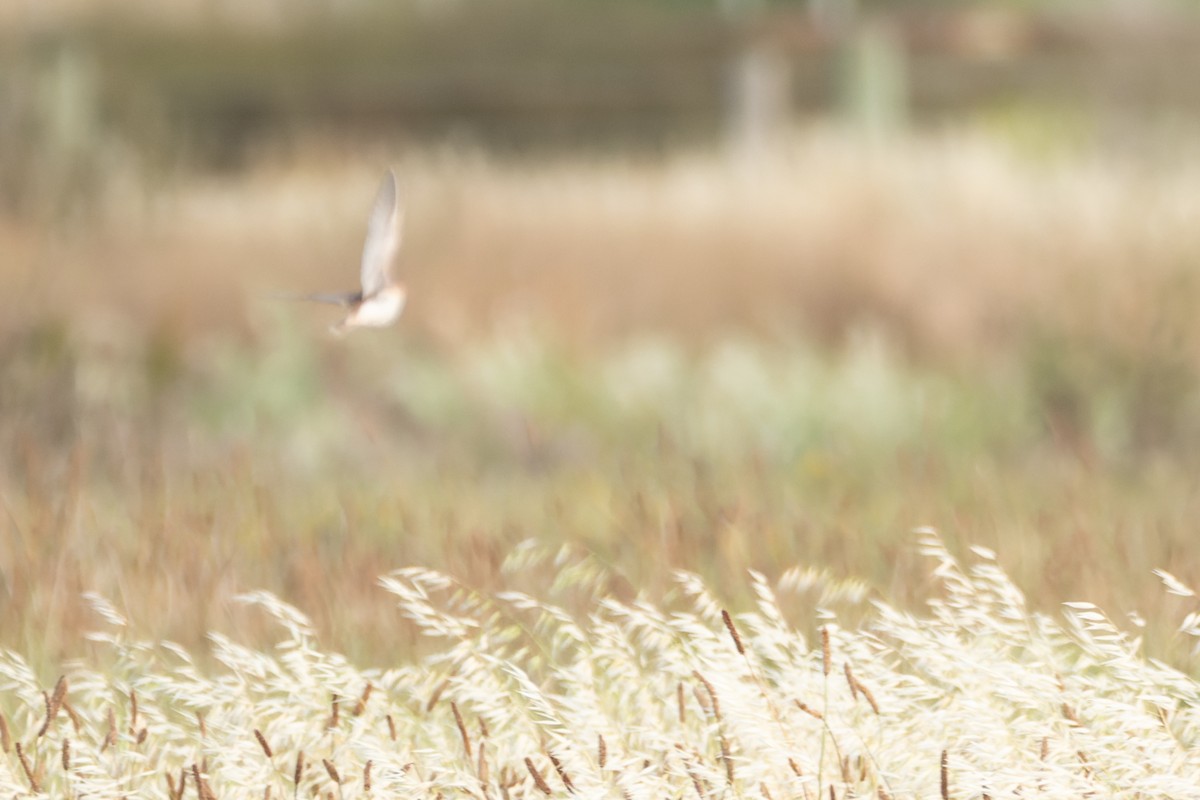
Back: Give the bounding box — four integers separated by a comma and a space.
285, 169, 406, 335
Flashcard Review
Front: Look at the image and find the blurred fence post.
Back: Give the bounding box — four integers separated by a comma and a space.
722, 0, 792, 166
32, 36, 101, 219
839, 17, 908, 142
810, 0, 909, 141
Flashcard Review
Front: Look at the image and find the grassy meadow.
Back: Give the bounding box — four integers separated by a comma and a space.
6, 124, 1200, 794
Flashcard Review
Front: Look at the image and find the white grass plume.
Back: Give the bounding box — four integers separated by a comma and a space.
0, 532, 1198, 797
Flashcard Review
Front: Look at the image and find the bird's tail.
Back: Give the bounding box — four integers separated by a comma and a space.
267, 291, 360, 307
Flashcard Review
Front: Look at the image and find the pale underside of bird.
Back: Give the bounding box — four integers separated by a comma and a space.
284, 169, 407, 335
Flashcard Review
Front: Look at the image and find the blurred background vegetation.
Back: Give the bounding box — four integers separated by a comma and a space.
5, 0, 1200, 673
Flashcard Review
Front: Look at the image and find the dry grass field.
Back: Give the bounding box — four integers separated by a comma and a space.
3, 532, 1200, 797
5, 120, 1200, 793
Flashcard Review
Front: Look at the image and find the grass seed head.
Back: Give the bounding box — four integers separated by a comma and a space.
16, 741, 40, 792
38, 676, 69, 737
191, 764, 205, 800
37, 690, 52, 737
795, 699, 823, 720
844, 662, 859, 701
721, 609, 745, 655
548, 751, 577, 793
426, 678, 450, 712
821, 627, 832, 677
451, 700, 473, 758
166, 770, 182, 800
857, 680, 881, 715
102, 706, 117, 752
327, 694, 340, 730
692, 670, 721, 720
354, 682, 373, 716
525, 757, 552, 795
61, 697, 82, 733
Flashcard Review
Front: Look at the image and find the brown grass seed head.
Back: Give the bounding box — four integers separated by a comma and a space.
426, 677, 450, 712
62, 697, 82, 733
721, 609, 745, 655
692, 670, 721, 720
548, 751, 577, 793
451, 700, 473, 758
327, 694, 340, 729
525, 757, 552, 795
254, 728, 273, 758
16, 741, 40, 792
354, 683, 373, 716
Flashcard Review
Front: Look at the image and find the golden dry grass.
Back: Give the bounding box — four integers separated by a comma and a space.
12, 128, 1200, 359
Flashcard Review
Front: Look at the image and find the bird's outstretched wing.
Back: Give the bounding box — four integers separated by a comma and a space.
359, 169, 403, 298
